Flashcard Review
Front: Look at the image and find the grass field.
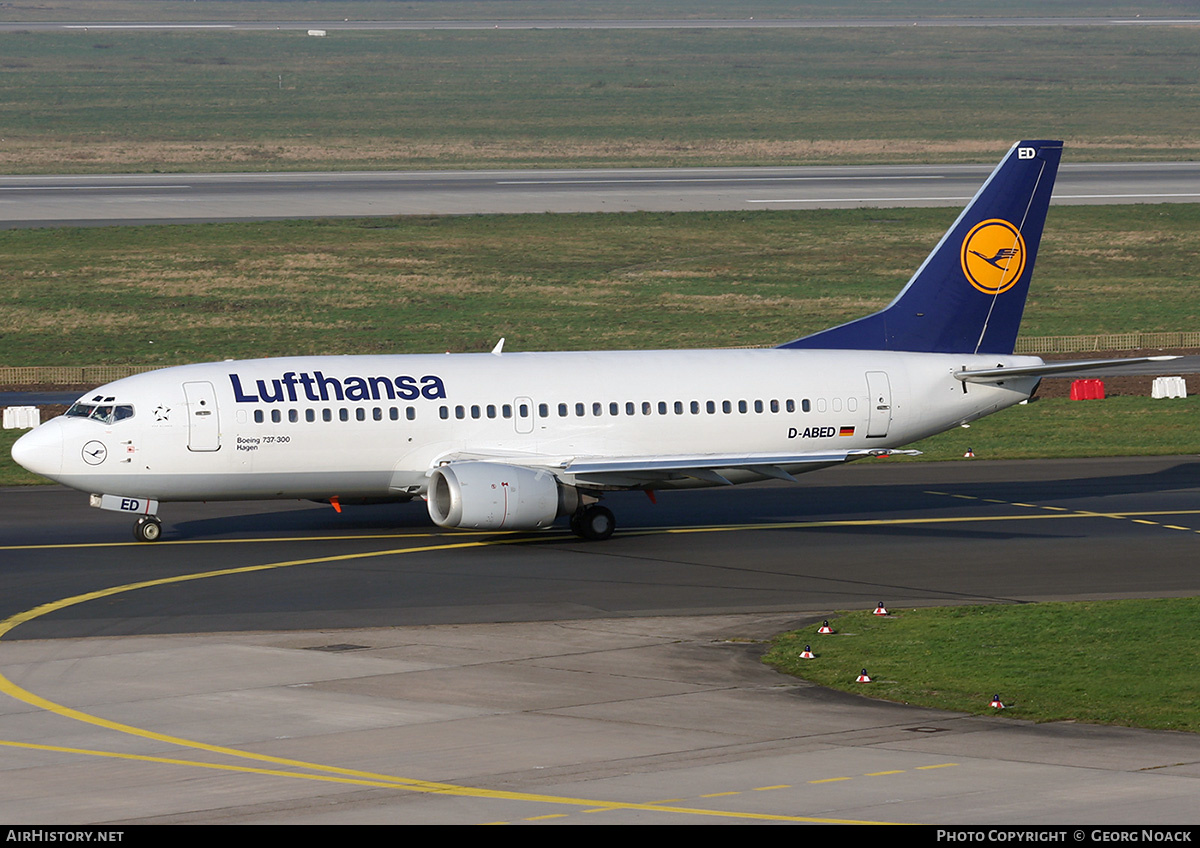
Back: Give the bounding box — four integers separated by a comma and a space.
0, 13, 1197, 171
2, 205, 1197, 365
4, 1, 1193, 24
764, 599, 1200, 731
906, 395, 1200, 460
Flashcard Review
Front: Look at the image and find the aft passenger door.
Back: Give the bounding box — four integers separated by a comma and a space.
865, 371, 892, 438
183, 381, 221, 451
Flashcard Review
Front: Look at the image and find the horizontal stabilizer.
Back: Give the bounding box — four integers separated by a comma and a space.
955, 355, 1179, 383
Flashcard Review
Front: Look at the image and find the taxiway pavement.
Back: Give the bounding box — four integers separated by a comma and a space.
5, 162, 1200, 228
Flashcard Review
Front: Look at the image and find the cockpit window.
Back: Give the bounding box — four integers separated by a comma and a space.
66, 402, 134, 424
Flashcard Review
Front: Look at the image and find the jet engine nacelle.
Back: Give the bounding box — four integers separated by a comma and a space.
426, 461, 578, 531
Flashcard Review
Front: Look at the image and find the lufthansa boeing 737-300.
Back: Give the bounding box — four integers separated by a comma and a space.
11, 141, 1176, 542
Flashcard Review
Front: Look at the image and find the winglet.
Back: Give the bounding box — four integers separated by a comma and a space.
780, 140, 1063, 355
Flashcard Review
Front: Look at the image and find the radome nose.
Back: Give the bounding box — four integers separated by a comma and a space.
11, 418, 64, 479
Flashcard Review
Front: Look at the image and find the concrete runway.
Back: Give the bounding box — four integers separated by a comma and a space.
5, 162, 1200, 228
3, 456, 1200, 823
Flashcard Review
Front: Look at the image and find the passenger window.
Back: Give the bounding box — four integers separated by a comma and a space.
340, 409, 349, 422
487, 404, 497, 419
323, 409, 332, 422
254, 410, 264, 424
373, 407, 383, 421
288, 409, 298, 423
356, 408, 366, 421
455, 406, 465, 419
722, 400, 731, 414
439, 406, 449, 420
471, 405, 481, 419
271, 410, 281, 423
407, 407, 416, 420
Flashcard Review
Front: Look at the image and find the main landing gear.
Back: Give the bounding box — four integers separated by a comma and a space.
569, 504, 615, 541
133, 515, 163, 543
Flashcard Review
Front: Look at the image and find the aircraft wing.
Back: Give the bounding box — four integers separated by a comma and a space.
440, 448, 920, 488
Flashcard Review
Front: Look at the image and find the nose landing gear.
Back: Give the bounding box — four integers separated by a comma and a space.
133, 515, 163, 543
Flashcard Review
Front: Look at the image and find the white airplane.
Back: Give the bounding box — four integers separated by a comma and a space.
11, 140, 1173, 542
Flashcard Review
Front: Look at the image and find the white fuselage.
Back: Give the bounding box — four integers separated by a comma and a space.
15, 348, 1042, 502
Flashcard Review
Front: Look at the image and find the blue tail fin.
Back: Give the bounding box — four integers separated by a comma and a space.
779, 140, 1063, 355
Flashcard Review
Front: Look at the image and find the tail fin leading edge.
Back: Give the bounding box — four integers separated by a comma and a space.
780, 140, 1063, 355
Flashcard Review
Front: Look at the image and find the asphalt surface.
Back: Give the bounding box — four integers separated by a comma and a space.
5, 457, 1200, 634
5, 162, 1200, 228
3, 457, 1200, 823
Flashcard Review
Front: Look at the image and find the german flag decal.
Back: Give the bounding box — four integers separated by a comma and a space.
839, 426, 856, 437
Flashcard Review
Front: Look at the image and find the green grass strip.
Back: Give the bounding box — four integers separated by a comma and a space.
764, 599, 1200, 732
1, 18, 1198, 172
907, 396, 1200, 461
3, 1, 1188, 24
3, 205, 1199, 365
